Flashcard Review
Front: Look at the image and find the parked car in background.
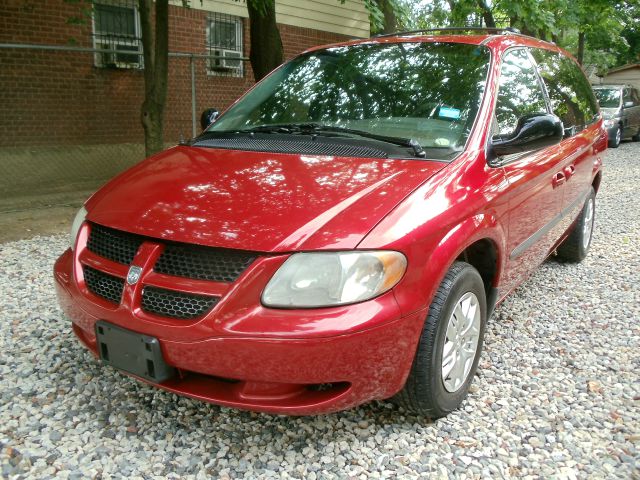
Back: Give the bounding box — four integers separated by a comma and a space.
55, 28, 607, 419
593, 84, 640, 147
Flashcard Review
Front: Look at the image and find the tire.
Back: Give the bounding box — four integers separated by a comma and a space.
609, 126, 621, 148
394, 261, 487, 419
556, 187, 596, 263
632, 128, 640, 142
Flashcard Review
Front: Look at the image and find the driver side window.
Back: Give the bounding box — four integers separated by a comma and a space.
495, 49, 548, 136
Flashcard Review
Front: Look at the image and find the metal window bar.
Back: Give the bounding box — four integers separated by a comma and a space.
92, 1, 143, 69
206, 12, 244, 78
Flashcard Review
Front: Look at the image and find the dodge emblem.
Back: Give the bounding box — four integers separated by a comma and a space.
127, 266, 142, 285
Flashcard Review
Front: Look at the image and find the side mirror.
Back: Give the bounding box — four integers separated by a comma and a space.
490, 113, 563, 159
200, 108, 220, 130
623, 101, 634, 108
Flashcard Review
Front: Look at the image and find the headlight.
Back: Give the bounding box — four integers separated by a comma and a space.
70, 206, 88, 250
262, 251, 407, 308
604, 119, 615, 128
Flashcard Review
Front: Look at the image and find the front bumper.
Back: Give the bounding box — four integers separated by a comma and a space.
54, 248, 425, 415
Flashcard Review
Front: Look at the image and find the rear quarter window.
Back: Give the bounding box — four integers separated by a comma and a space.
530, 49, 599, 136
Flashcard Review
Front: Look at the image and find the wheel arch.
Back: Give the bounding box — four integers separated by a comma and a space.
393, 213, 507, 318
455, 238, 499, 299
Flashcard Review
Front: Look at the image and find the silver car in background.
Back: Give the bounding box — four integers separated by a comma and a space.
593, 84, 640, 148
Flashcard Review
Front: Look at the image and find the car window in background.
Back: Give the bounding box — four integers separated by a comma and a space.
632, 88, 640, 106
594, 88, 622, 108
209, 42, 491, 160
623, 88, 633, 105
531, 49, 599, 135
495, 48, 547, 135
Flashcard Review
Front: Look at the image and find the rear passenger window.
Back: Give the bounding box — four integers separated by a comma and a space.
531, 49, 599, 135
495, 49, 548, 136
633, 89, 640, 106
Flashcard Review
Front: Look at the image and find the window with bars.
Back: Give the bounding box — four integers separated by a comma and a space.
206, 13, 243, 77
92, 2, 143, 69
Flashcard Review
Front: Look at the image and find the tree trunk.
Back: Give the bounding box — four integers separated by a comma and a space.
139, 0, 169, 157
247, 0, 284, 82
577, 31, 585, 65
477, 0, 496, 28
376, 0, 397, 34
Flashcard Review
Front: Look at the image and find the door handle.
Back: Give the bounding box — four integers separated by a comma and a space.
552, 171, 566, 188
564, 164, 576, 179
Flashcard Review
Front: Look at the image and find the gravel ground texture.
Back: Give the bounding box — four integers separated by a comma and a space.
1, 143, 639, 479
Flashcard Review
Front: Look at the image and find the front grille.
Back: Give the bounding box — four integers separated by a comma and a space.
155, 244, 255, 282
141, 286, 219, 320
87, 223, 143, 265
83, 266, 125, 304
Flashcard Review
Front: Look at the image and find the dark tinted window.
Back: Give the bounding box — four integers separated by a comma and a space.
495, 49, 547, 135
210, 42, 491, 160
531, 49, 599, 134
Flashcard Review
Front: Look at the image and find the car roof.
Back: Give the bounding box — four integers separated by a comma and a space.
302, 29, 569, 60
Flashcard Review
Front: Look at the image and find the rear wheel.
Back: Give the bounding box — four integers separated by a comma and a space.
556, 187, 596, 263
394, 262, 486, 419
609, 126, 621, 148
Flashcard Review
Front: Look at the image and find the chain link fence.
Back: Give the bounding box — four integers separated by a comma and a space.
0, 43, 253, 206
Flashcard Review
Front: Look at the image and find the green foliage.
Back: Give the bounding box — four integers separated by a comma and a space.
403, 0, 639, 72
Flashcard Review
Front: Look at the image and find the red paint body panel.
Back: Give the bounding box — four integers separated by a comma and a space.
86, 147, 445, 252
54, 33, 605, 414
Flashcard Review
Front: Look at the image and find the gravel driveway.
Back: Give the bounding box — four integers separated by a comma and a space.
1, 144, 638, 479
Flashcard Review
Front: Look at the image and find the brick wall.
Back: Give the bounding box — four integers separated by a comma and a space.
0, 0, 353, 148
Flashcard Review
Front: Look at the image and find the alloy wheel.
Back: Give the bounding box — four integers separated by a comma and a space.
441, 292, 481, 393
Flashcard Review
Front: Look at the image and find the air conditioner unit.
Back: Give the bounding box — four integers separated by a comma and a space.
209, 49, 242, 73
96, 41, 142, 69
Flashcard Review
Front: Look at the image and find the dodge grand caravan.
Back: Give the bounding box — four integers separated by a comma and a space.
54, 29, 607, 418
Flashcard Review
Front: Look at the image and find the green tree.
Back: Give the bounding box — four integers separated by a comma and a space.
405, 0, 638, 71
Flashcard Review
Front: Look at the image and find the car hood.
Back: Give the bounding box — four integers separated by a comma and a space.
86, 146, 446, 252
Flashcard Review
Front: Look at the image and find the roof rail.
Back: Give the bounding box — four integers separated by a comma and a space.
373, 27, 522, 39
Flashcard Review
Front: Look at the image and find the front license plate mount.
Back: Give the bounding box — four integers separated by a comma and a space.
95, 320, 175, 383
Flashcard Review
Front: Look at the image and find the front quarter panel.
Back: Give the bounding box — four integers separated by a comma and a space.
358, 151, 509, 317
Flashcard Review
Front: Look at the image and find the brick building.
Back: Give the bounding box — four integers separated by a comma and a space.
0, 0, 368, 146
0, 0, 368, 200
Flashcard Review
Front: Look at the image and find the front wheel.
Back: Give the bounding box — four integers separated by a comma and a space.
632, 128, 640, 142
609, 126, 621, 148
556, 187, 596, 263
394, 262, 487, 419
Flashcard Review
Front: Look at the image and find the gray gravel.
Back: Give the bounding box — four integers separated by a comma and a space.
1, 143, 639, 479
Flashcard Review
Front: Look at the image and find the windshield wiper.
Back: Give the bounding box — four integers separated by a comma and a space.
239, 123, 427, 158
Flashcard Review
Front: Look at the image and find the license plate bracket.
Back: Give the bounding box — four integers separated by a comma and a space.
95, 320, 175, 383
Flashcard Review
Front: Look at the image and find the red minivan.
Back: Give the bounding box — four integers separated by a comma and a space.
54, 29, 606, 418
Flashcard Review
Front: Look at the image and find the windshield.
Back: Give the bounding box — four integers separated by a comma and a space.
594, 88, 621, 108
208, 42, 490, 160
